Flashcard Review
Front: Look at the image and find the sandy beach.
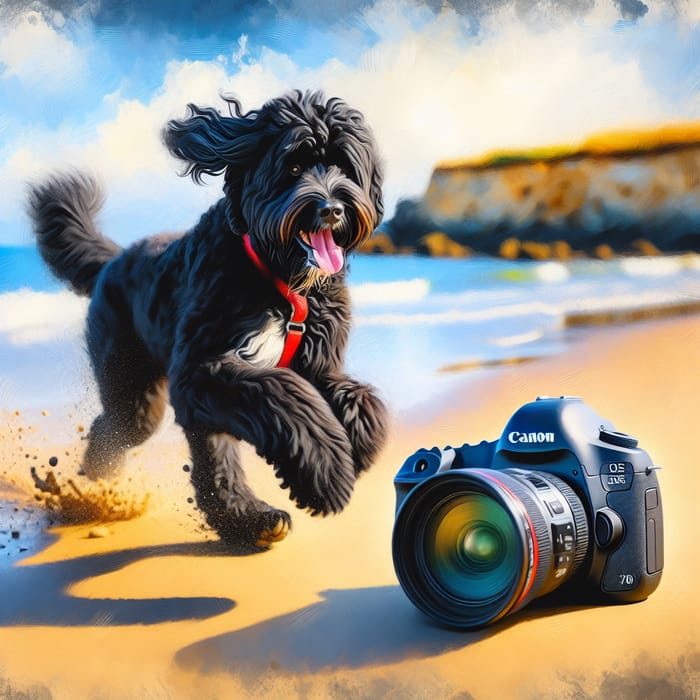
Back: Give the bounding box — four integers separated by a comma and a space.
1, 314, 699, 700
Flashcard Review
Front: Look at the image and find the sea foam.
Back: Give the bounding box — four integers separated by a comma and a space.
349, 278, 430, 306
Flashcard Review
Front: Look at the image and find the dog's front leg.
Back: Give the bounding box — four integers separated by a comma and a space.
169, 359, 357, 521
314, 372, 389, 476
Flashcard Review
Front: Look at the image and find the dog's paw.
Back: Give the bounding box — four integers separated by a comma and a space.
280, 450, 356, 517
262, 394, 357, 516
294, 484, 353, 517
254, 509, 291, 548
216, 507, 292, 551
328, 380, 389, 475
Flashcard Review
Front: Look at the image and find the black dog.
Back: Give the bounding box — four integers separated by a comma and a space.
27, 90, 388, 549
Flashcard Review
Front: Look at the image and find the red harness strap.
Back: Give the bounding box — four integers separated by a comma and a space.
242, 234, 308, 368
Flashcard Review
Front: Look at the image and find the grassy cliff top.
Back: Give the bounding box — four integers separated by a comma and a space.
436, 121, 700, 172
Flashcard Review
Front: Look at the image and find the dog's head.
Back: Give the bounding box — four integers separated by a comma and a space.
163, 90, 383, 288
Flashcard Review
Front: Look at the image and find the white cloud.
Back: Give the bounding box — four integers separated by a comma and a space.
1, 0, 699, 245
0, 59, 231, 239
81, 60, 233, 181
0, 127, 95, 237
229, 1, 678, 215
0, 289, 87, 345
680, 0, 700, 24
0, 10, 86, 91
232, 34, 248, 66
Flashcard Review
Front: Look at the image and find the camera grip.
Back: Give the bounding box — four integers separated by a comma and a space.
597, 471, 663, 601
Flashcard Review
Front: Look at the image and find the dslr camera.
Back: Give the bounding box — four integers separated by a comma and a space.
392, 396, 663, 629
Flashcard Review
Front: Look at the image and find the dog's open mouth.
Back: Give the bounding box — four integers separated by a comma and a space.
298, 229, 345, 275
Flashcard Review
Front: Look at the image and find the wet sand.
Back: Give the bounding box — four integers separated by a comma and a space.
1, 315, 699, 699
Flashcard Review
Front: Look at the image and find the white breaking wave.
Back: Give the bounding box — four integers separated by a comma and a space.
2, 271, 699, 344
534, 262, 570, 283
355, 289, 700, 327
620, 254, 700, 277
349, 278, 430, 306
355, 301, 560, 327
492, 330, 545, 347
0, 289, 88, 345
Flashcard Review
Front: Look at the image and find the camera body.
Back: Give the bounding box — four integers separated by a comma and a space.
392, 396, 663, 629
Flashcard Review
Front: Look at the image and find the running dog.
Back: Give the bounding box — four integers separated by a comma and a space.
27, 90, 388, 549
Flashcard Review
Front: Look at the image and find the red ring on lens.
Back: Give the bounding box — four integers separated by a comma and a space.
475, 471, 540, 610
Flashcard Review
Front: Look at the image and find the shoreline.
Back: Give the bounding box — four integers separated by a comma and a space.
436, 302, 700, 373
1, 314, 699, 698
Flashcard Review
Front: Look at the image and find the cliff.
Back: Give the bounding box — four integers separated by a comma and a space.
379, 123, 700, 258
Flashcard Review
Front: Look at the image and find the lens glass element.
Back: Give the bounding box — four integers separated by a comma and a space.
424, 493, 522, 604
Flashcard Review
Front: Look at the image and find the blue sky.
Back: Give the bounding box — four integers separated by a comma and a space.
1, 0, 700, 246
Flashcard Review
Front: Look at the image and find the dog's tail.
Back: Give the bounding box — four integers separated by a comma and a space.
27, 172, 122, 297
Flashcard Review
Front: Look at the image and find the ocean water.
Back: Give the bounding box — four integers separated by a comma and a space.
345, 252, 700, 412
1, 246, 700, 415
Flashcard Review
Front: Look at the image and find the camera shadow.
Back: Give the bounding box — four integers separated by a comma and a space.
175, 584, 593, 677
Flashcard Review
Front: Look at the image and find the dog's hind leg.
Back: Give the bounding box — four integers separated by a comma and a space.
82, 311, 167, 478
186, 431, 291, 550
82, 375, 167, 478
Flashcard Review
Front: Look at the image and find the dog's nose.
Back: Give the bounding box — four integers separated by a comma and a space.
317, 201, 345, 226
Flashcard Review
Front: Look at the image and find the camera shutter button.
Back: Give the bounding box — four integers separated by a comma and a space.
599, 429, 638, 449
595, 508, 625, 549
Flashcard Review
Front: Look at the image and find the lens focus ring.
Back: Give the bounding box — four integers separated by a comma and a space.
483, 471, 553, 616
542, 473, 590, 572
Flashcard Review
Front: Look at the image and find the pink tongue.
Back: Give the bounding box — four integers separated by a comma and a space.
309, 229, 344, 274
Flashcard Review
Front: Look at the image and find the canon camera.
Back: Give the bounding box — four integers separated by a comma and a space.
392, 396, 663, 629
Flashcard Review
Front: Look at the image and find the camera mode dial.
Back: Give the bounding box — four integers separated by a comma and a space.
599, 428, 638, 449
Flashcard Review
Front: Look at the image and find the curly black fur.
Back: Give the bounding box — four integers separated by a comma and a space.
27, 90, 388, 550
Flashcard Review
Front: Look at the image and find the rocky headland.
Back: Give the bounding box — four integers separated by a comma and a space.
369, 123, 700, 259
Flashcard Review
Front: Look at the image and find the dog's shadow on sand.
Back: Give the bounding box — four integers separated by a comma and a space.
0, 540, 236, 626
175, 585, 589, 676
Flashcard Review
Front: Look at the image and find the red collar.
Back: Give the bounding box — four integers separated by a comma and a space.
242, 234, 308, 368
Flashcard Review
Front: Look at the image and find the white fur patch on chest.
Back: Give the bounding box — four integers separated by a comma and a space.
223, 310, 286, 369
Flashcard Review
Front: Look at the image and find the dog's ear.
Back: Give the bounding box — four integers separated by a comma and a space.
163, 103, 264, 184
351, 125, 384, 229
368, 159, 384, 228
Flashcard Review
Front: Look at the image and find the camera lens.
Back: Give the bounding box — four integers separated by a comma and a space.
424, 493, 521, 604
392, 469, 588, 629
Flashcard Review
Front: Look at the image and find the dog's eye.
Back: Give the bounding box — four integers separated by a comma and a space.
289, 164, 302, 177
